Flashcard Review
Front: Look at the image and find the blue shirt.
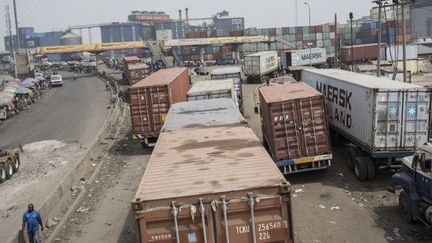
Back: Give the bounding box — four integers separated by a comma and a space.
23, 211, 41, 233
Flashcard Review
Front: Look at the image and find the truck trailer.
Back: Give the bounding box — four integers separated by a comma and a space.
259, 83, 332, 174
303, 68, 431, 181
244, 51, 279, 83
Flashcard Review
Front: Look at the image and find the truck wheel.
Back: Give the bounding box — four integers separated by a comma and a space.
5, 159, 13, 179
12, 155, 20, 172
366, 157, 376, 180
399, 190, 415, 222
354, 157, 368, 181
0, 165, 6, 183
346, 148, 357, 171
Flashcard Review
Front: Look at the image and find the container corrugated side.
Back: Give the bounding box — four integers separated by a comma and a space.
302, 69, 430, 155
129, 68, 190, 138
244, 51, 278, 77
259, 83, 332, 162
132, 125, 293, 243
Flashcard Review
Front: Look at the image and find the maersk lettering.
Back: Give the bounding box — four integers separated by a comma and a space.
301, 52, 322, 60
315, 81, 352, 129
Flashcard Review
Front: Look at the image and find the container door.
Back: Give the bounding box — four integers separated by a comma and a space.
401, 91, 430, 149
148, 86, 170, 134
270, 101, 304, 160
297, 96, 331, 156
137, 205, 213, 243
214, 195, 293, 243
130, 87, 152, 135
374, 91, 404, 150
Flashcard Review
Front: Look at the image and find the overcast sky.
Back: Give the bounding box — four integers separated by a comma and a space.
0, 0, 374, 51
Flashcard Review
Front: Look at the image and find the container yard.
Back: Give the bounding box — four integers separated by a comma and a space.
303, 69, 431, 181
259, 83, 332, 174
129, 68, 190, 147
3, 1, 432, 243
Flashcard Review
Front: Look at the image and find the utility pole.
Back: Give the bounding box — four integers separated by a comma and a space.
334, 13, 338, 68
5, 5, 13, 52
295, 0, 298, 26
304, 2, 311, 66
12, 0, 20, 50
349, 12, 354, 71
373, 0, 383, 77
401, 3, 407, 82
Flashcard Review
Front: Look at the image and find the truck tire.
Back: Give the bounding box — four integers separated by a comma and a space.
399, 190, 415, 222
366, 157, 376, 180
0, 165, 6, 183
5, 159, 13, 179
12, 154, 20, 172
346, 147, 357, 171
354, 157, 368, 181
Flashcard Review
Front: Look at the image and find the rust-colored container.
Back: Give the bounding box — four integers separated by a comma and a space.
123, 56, 141, 71
132, 124, 294, 243
129, 68, 190, 147
340, 43, 381, 63
259, 83, 332, 174
125, 63, 150, 85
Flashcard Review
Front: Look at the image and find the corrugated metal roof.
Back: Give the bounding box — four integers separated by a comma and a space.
188, 79, 233, 95
210, 66, 241, 75
162, 98, 245, 130
131, 68, 187, 87
60, 32, 81, 39
260, 83, 321, 103
303, 69, 429, 90
134, 125, 286, 202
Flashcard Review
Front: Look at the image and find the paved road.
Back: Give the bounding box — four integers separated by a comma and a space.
1, 73, 110, 148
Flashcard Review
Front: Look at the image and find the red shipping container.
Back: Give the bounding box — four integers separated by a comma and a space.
129, 68, 190, 147
296, 33, 303, 41
315, 25, 323, 33
269, 28, 277, 36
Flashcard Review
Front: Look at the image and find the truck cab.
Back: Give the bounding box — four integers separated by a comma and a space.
391, 145, 432, 226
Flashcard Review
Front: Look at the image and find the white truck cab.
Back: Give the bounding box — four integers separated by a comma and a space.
50, 75, 63, 87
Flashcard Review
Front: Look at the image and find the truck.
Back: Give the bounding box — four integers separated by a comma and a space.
0, 148, 20, 183
281, 48, 327, 69
124, 63, 150, 86
259, 83, 332, 174
303, 68, 431, 181
129, 68, 190, 148
132, 99, 294, 243
243, 51, 279, 83
210, 66, 243, 111
187, 79, 238, 108
390, 144, 432, 226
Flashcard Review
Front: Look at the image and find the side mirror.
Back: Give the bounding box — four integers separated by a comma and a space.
254, 106, 259, 114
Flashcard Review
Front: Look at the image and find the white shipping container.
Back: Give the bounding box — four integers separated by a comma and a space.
385, 44, 418, 61
187, 79, 238, 107
281, 48, 327, 67
316, 33, 323, 40
244, 51, 279, 77
302, 69, 430, 153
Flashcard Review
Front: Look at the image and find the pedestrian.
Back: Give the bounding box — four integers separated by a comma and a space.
22, 203, 44, 243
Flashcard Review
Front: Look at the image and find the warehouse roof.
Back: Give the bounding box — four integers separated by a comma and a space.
303, 69, 428, 90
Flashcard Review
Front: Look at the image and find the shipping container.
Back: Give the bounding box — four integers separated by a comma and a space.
385, 44, 418, 61
129, 68, 190, 147
211, 67, 243, 111
132, 120, 294, 243
187, 79, 238, 107
125, 63, 150, 85
302, 68, 431, 181
340, 43, 385, 63
281, 48, 327, 68
123, 56, 141, 71
243, 51, 279, 82
259, 83, 332, 174
162, 98, 245, 130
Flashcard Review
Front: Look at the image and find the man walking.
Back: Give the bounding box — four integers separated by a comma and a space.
22, 203, 44, 243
